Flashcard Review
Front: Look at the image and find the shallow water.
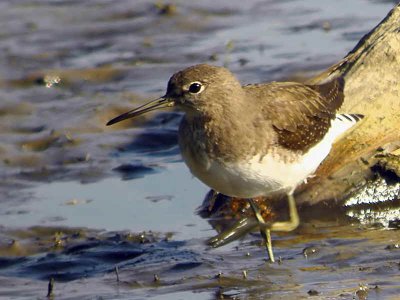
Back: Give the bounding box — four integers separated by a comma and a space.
0, 0, 399, 299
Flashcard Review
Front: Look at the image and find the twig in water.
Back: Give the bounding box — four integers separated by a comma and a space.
46, 277, 54, 298
115, 265, 120, 282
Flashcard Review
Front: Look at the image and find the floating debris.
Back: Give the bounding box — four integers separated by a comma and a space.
307, 289, 319, 296
154, 2, 177, 16
303, 246, 319, 259
322, 21, 331, 31
355, 284, 369, 300
43, 75, 61, 88
385, 243, 399, 250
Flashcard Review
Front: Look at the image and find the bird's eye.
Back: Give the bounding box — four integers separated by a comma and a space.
188, 82, 204, 94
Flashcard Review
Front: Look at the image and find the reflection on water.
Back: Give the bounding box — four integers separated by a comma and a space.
4, 163, 211, 240
0, 0, 399, 299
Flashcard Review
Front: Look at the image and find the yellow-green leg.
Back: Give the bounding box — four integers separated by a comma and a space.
248, 191, 300, 263
248, 199, 275, 262
269, 192, 299, 232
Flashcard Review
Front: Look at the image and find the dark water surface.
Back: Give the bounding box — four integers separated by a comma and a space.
0, 0, 399, 299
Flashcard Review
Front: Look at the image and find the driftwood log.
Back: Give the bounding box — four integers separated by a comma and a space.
295, 3, 400, 206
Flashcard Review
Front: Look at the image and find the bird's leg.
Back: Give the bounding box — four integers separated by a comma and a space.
209, 192, 299, 263
207, 216, 259, 248
248, 199, 275, 262
248, 191, 300, 262
268, 191, 299, 232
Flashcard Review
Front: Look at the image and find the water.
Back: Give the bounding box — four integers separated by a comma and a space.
4, 163, 212, 240
0, 0, 399, 299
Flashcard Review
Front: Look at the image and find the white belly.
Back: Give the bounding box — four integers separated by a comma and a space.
181, 148, 327, 198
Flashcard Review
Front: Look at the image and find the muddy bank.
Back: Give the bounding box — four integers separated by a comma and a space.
0, 1, 399, 299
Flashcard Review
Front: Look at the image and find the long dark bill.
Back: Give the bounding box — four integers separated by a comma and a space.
106, 96, 174, 126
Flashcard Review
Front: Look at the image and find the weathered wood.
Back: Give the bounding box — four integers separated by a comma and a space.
296, 3, 400, 205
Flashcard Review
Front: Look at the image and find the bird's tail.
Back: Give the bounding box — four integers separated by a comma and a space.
330, 113, 364, 142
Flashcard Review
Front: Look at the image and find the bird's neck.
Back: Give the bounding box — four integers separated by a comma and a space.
182, 99, 267, 162
187, 92, 248, 121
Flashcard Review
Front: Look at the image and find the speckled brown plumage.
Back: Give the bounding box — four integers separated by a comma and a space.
167, 64, 344, 163
246, 79, 345, 152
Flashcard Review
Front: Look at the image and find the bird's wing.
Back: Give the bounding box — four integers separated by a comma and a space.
245, 78, 345, 152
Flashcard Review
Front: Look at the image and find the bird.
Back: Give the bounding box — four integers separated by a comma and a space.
107, 64, 363, 262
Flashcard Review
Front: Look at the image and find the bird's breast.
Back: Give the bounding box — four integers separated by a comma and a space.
178, 118, 285, 197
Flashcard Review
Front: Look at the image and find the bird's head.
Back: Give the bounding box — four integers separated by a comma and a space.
106, 64, 242, 126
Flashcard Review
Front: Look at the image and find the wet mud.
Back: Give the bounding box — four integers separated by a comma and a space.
0, 0, 399, 299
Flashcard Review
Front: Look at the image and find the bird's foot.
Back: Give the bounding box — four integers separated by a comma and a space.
207, 216, 259, 248
248, 193, 300, 262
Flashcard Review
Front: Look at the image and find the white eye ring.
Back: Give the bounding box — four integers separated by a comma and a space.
187, 81, 205, 94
